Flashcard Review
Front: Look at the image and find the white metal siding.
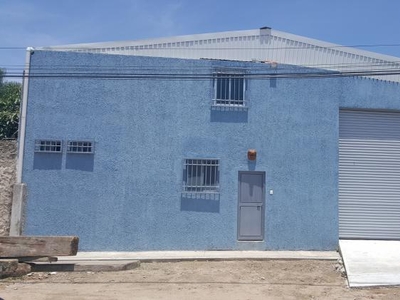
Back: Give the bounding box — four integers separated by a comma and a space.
339, 110, 400, 239
41, 29, 400, 83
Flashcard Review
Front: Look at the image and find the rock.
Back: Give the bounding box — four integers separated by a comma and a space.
0, 259, 18, 275
14, 263, 31, 277
0, 259, 30, 278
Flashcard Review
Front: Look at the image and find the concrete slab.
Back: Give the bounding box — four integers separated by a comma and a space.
30, 260, 140, 272
340, 240, 400, 287
58, 250, 339, 262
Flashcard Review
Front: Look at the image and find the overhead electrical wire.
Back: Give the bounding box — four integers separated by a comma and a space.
2, 61, 400, 77
2, 52, 400, 71
3, 60, 400, 68
2, 42, 400, 80
3, 68, 400, 80
3, 59, 400, 79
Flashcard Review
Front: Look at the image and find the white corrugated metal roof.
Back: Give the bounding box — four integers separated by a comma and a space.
38, 28, 400, 82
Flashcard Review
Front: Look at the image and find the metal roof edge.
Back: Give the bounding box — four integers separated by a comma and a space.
272, 29, 400, 62
36, 28, 400, 62
36, 29, 259, 50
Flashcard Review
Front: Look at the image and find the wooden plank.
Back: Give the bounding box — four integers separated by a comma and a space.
0, 236, 79, 258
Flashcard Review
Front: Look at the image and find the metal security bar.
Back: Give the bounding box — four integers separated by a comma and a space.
183, 159, 220, 193
213, 73, 246, 107
34, 140, 62, 153
67, 141, 94, 154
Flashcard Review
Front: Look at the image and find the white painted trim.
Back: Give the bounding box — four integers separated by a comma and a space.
16, 47, 33, 183
9, 183, 26, 236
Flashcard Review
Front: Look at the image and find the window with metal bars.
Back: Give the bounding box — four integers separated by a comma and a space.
183, 159, 220, 193
213, 72, 246, 107
34, 140, 62, 153
67, 141, 94, 154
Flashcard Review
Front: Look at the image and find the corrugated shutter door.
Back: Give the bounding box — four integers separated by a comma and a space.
339, 110, 400, 239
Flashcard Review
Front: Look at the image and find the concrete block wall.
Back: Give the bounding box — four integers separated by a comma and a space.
0, 140, 17, 236
22, 51, 400, 251
23, 51, 341, 251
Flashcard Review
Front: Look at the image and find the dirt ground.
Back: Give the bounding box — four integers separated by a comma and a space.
0, 260, 399, 300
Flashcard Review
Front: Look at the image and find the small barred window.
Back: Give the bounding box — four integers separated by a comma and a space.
183, 159, 219, 193
67, 141, 94, 154
35, 140, 62, 153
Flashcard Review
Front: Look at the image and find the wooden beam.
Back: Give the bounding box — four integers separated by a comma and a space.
0, 236, 79, 258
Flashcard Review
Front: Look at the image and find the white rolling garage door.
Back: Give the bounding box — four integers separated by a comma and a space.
339, 110, 400, 239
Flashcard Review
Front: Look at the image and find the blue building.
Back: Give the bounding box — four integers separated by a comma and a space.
14, 28, 400, 251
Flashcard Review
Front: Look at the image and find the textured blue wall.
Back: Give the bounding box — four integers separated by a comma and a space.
341, 77, 400, 110
22, 51, 400, 251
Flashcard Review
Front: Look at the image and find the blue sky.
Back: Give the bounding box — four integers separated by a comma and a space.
1, 0, 400, 79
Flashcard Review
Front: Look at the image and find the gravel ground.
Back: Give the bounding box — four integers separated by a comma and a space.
0, 260, 399, 300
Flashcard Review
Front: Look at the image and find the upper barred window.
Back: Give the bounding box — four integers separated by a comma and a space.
213, 72, 246, 108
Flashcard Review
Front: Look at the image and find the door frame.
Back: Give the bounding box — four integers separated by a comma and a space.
237, 171, 266, 241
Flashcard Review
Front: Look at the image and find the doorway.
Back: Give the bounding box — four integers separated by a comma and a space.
237, 171, 265, 241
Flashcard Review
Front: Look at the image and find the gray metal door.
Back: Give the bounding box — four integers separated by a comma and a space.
339, 110, 400, 240
238, 171, 265, 241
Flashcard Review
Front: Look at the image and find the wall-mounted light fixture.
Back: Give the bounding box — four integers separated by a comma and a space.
247, 149, 257, 161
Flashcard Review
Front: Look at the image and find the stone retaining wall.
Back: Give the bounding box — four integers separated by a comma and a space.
0, 140, 17, 236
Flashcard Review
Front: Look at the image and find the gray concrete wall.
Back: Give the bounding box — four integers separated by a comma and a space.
0, 140, 17, 236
